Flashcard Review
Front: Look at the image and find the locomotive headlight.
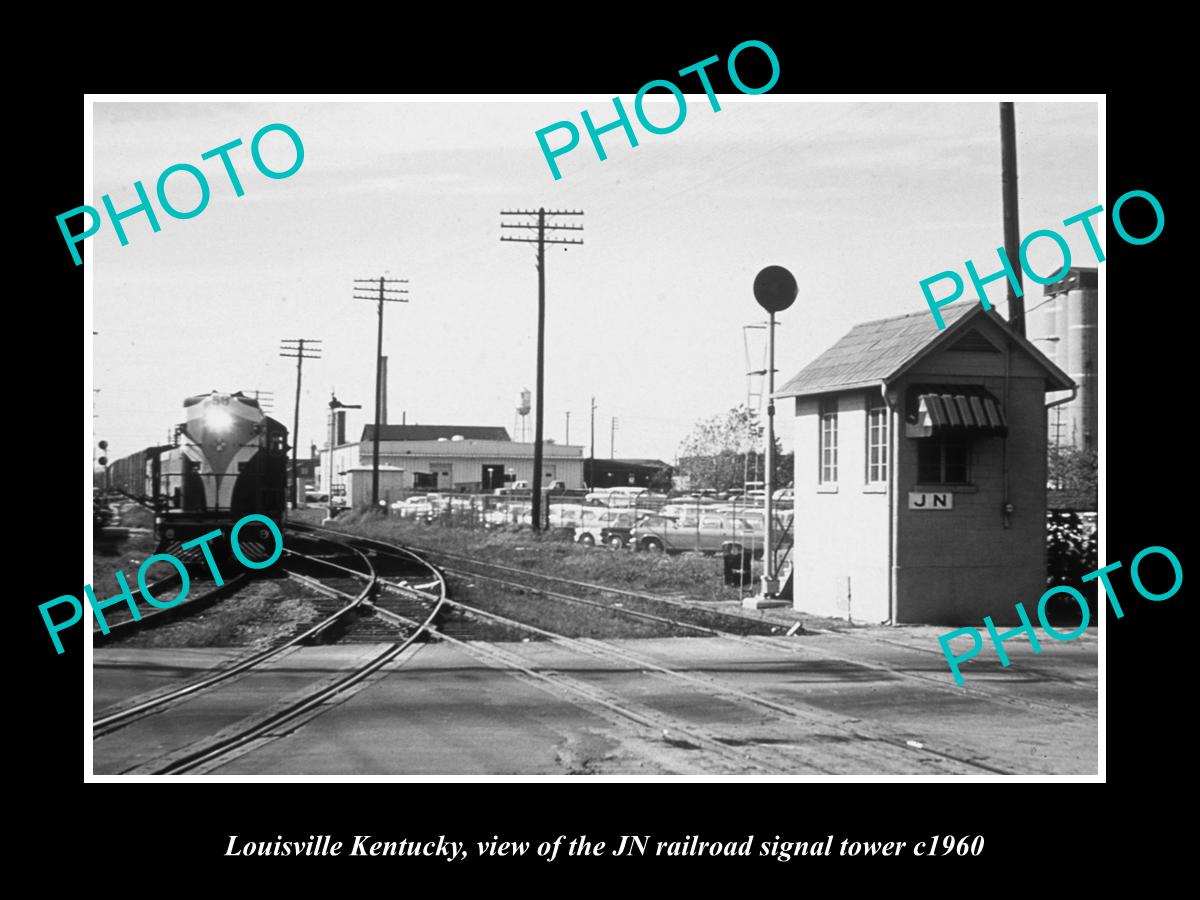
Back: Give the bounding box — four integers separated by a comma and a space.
205, 407, 234, 433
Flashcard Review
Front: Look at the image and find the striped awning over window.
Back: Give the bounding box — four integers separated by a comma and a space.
905, 385, 1008, 438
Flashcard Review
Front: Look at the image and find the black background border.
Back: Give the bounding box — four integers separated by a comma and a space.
18, 29, 1181, 882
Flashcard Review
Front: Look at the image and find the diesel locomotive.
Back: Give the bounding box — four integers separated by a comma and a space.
107, 391, 289, 546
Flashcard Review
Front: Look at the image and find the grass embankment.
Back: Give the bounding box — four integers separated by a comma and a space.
318, 510, 754, 603
303, 510, 789, 639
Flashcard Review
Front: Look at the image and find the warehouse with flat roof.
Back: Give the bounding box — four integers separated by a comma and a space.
320, 423, 585, 506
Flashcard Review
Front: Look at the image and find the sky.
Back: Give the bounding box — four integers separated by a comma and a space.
91, 98, 1098, 463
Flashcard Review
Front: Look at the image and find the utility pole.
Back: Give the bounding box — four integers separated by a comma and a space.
353, 276, 409, 511
280, 338, 322, 508
565, 411, 570, 446
1000, 102, 1025, 337
500, 207, 584, 530
589, 397, 596, 489
610, 416, 618, 459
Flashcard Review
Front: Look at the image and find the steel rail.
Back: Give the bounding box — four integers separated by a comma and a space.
91, 573, 183, 633
303, 529, 1022, 774
94, 574, 250, 643
300, 523, 1092, 722
148, 549, 447, 775
365, 600, 801, 775
93, 540, 377, 737
395, 589, 1012, 776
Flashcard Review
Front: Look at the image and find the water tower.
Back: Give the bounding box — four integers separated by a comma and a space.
516, 388, 531, 442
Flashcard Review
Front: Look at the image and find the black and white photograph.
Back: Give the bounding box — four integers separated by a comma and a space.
78, 93, 1107, 780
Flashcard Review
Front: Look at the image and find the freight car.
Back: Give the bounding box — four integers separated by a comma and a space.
107, 444, 172, 508
106, 391, 289, 546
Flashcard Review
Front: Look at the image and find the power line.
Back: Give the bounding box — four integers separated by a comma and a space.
280, 339, 322, 508
500, 208, 583, 530
354, 276, 409, 510
243, 389, 275, 413
589, 396, 597, 489
1000, 102, 1025, 337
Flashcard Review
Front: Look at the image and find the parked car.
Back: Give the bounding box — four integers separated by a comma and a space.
546, 503, 587, 528
483, 506, 513, 526
632, 509, 775, 557
391, 496, 434, 519
574, 508, 636, 546
659, 498, 720, 526
494, 480, 531, 497
584, 486, 653, 507
599, 521, 638, 550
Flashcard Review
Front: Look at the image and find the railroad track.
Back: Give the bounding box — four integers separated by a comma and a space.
96, 524, 1087, 775
293, 524, 1016, 775
134, 540, 450, 775
365, 594, 803, 775
298, 522, 1095, 722
93, 536, 383, 740
91, 534, 281, 641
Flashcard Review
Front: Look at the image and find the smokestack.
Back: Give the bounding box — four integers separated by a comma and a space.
1000, 102, 1025, 337
335, 410, 346, 445
379, 356, 388, 426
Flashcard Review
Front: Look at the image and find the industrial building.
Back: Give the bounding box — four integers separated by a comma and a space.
293, 457, 319, 490
775, 304, 1073, 625
320, 421, 586, 508
1026, 267, 1097, 451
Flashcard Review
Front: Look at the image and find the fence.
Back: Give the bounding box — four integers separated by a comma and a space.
363, 489, 791, 572
347, 493, 1096, 604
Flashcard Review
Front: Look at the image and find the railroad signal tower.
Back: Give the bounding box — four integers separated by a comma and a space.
746, 265, 798, 610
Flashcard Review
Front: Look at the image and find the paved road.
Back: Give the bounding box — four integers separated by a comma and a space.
92, 627, 1097, 776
